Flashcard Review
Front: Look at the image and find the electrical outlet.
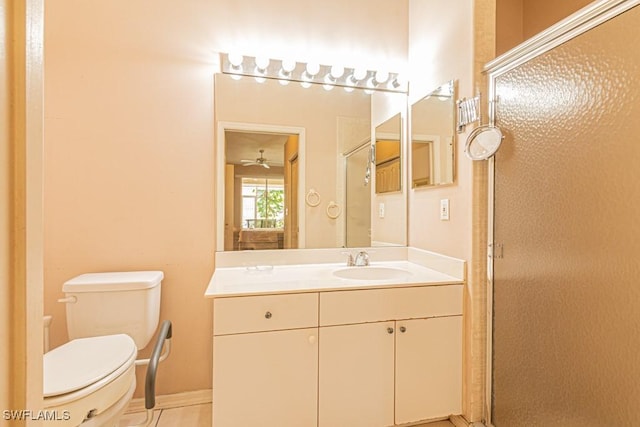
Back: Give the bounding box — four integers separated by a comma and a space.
440, 199, 450, 220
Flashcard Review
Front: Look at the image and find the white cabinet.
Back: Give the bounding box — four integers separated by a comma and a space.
395, 316, 463, 424
318, 322, 395, 427
318, 316, 462, 427
213, 293, 319, 426
213, 328, 318, 427
212, 284, 462, 427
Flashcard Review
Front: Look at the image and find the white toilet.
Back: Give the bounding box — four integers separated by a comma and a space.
43, 271, 164, 427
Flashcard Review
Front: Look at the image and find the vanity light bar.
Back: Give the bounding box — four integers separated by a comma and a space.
219, 53, 407, 94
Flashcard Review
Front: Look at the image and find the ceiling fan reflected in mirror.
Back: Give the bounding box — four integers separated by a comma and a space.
241, 149, 271, 168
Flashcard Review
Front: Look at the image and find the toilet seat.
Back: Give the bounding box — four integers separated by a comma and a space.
44, 334, 137, 426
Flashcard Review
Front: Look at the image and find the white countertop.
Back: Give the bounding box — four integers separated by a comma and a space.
205, 260, 463, 298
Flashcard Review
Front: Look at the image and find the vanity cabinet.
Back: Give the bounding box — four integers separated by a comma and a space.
395, 316, 462, 424
212, 293, 319, 426
319, 322, 396, 427
319, 286, 462, 426
212, 284, 462, 427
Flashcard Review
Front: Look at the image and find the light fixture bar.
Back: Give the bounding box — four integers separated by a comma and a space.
219, 53, 407, 94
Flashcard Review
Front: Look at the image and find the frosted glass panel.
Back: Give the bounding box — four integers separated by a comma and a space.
492, 6, 640, 426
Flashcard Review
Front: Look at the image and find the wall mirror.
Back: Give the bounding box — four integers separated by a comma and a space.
374, 113, 402, 194
410, 80, 456, 188
215, 73, 407, 251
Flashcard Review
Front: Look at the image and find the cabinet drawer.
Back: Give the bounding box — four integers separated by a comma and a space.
320, 285, 462, 326
214, 293, 318, 335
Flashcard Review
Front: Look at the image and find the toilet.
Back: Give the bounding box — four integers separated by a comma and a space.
43, 271, 164, 427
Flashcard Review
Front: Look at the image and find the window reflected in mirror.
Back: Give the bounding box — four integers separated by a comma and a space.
410, 81, 456, 188
375, 113, 402, 194
224, 131, 298, 251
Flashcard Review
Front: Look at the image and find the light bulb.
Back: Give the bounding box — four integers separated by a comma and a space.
255, 57, 270, 71
279, 79, 290, 86
305, 63, 320, 76
353, 68, 368, 81
390, 74, 407, 89
375, 70, 389, 84
300, 81, 312, 89
254, 76, 266, 84
228, 53, 243, 67
330, 65, 344, 79
323, 83, 334, 91
281, 59, 296, 73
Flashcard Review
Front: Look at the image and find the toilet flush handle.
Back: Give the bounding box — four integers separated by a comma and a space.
57, 296, 77, 304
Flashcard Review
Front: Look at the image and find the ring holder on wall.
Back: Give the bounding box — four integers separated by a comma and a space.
326, 201, 341, 219
305, 189, 321, 207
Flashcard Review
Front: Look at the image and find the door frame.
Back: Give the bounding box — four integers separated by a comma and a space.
215, 121, 306, 251
482, 1, 640, 424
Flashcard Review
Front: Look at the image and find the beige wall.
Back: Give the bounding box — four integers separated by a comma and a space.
408, 0, 474, 261
523, 0, 594, 38
44, 0, 408, 397
496, 0, 524, 56
496, 0, 594, 55
44, 1, 217, 397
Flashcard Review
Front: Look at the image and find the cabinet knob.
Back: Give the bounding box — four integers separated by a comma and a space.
308, 335, 317, 345
387, 327, 394, 334
265, 311, 272, 319
399, 326, 406, 333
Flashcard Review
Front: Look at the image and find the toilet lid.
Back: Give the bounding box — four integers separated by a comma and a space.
43, 334, 137, 398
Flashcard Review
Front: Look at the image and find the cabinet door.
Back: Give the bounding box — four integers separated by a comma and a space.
319, 322, 395, 427
395, 316, 462, 424
213, 328, 318, 427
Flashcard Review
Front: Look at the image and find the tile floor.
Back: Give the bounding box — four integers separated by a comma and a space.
119, 403, 455, 426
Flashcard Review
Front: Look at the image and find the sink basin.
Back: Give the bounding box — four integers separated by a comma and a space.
332, 266, 412, 281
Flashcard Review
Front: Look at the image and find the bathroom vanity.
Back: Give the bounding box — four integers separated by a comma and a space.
205, 248, 465, 427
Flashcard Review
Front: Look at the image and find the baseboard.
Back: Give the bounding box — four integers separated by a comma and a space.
125, 389, 212, 414
450, 415, 487, 427
450, 415, 470, 427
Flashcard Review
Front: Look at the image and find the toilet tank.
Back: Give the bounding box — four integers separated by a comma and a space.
62, 271, 163, 350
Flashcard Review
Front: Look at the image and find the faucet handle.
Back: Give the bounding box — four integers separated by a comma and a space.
341, 251, 355, 266
354, 251, 370, 266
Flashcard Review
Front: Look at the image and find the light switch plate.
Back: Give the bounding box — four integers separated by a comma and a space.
440, 199, 450, 220
379, 203, 385, 218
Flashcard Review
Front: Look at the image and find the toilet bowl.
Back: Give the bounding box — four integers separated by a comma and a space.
44, 271, 168, 427
43, 334, 137, 426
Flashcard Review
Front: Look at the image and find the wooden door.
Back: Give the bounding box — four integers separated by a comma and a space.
395, 316, 462, 424
318, 322, 395, 427
223, 164, 235, 251
213, 328, 318, 426
284, 135, 299, 249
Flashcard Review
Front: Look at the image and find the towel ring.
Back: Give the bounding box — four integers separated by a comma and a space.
326, 201, 341, 219
305, 189, 321, 207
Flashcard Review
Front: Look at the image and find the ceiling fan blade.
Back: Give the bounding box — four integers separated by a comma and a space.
242, 162, 258, 167
262, 163, 270, 169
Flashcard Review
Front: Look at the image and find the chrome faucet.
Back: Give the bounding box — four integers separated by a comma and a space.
345, 252, 355, 266
354, 251, 370, 267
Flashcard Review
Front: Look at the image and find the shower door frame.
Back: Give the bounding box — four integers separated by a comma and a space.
482, 1, 640, 425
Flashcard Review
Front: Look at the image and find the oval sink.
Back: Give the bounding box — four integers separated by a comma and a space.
332, 266, 412, 281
